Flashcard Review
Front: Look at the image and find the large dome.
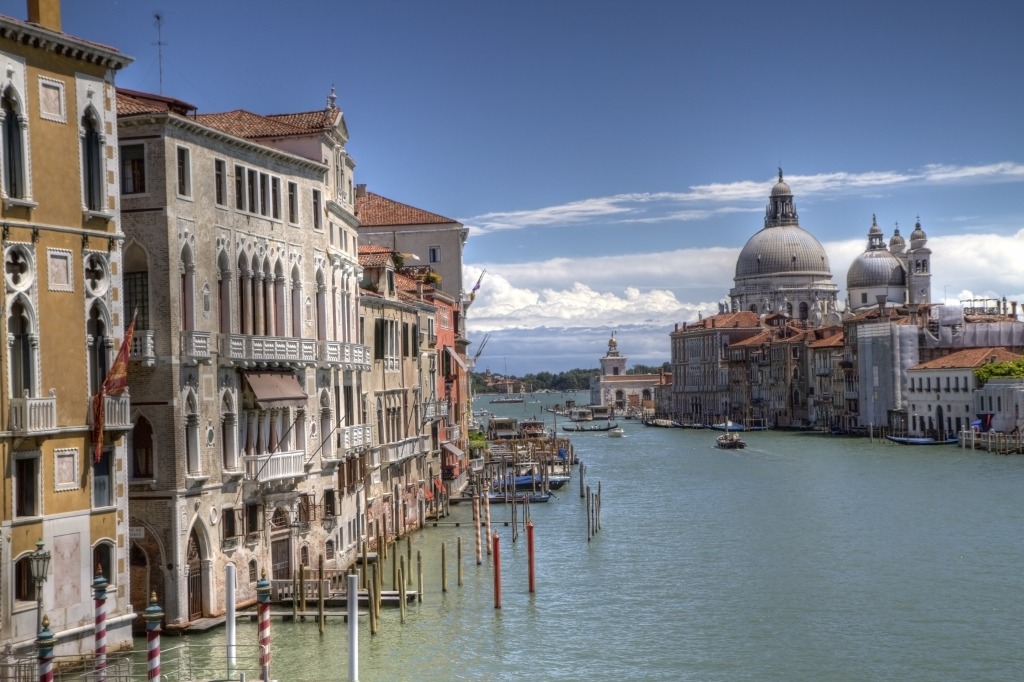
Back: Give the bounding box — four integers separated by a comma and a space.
729, 170, 838, 319
734, 225, 831, 278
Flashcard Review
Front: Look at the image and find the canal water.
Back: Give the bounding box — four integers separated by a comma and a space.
154, 393, 1024, 681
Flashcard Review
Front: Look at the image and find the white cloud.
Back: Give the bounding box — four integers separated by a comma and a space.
465, 232, 1024, 339
461, 162, 1024, 235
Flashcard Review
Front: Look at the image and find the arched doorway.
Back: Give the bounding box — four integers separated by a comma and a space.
186, 529, 203, 620
936, 405, 945, 439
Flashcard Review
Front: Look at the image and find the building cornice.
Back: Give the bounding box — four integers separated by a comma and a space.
119, 112, 328, 175
0, 19, 132, 70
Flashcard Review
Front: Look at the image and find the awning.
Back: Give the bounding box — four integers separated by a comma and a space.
243, 372, 307, 409
446, 347, 467, 372
442, 441, 465, 459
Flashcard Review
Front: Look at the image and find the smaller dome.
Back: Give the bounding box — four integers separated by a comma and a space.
889, 227, 905, 249
909, 218, 927, 249
847, 249, 906, 289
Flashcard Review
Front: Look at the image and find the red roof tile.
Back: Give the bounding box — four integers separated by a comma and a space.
355, 191, 457, 227
910, 347, 1023, 370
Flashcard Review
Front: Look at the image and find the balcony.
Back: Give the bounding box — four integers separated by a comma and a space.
339, 423, 372, 453
340, 342, 371, 370
318, 340, 343, 366
103, 393, 132, 430
220, 334, 317, 369
383, 435, 426, 464
446, 425, 461, 443
132, 330, 156, 367
9, 391, 57, 435
180, 331, 213, 365
422, 400, 449, 421
245, 449, 306, 484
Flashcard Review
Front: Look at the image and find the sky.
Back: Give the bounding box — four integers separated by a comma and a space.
9, 0, 1023, 376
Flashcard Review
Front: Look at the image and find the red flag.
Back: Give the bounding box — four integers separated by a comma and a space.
93, 312, 136, 463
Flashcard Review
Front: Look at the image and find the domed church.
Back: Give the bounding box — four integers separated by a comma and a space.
728, 169, 839, 322
846, 215, 932, 312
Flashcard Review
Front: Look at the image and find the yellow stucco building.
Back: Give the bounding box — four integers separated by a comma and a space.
1, 0, 134, 659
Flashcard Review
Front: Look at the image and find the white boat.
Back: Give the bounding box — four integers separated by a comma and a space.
608, 427, 625, 437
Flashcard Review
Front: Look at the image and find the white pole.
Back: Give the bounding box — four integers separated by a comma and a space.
347, 573, 359, 681
226, 563, 237, 670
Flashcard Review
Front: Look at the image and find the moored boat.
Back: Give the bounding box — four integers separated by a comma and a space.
885, 435, 959, 445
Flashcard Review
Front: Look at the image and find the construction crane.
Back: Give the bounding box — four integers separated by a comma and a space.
469, 333, 490, 370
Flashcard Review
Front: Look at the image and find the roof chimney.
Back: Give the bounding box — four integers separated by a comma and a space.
355, 184, 367, 198
27, 0, 61, 32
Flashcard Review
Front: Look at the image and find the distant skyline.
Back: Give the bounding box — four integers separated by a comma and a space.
11, 0, 1023, 374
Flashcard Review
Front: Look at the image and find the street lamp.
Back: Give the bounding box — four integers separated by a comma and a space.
30, 539, 51, 634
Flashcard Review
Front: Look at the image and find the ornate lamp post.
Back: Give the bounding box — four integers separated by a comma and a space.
30, 539, 51, 635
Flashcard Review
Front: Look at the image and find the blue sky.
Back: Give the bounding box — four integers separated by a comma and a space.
12, 0, 1023, 375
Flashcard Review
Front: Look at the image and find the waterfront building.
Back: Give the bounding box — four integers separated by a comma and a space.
807, 329, 844, 429
357, 246, 437, 541
0, 0, 134, 655
117, 88, 369, 627
355, 186, 469, 302
669, 311, 762, 424
974, 377, 1024, 434
728, 170, 839, 320
588, 333, 665, 417
354, 189, 473, 494
906, 348, 1022, 439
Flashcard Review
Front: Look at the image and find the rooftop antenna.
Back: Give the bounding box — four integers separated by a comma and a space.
154, 13, 167, 94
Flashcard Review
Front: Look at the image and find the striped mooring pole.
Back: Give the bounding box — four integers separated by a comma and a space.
93, 568, 108, 680
257, 571, 272, 682
36, 616, 55, 682
144, 592, 164, 681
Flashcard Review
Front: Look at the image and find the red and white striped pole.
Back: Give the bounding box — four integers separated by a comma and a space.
93, 568, 108, 680
144, 592, 164, 681
256, 571, 272, 682
36, 616, 55, 682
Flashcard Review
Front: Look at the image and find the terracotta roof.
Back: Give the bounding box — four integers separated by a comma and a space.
195, 109, 314, 139
359, 245, 392, 254
358, 251, 392, 268
265, 108, 340, 132
677, 310, 761, 333
730, 331, 773, 348
116, 92, 165, 116
355, 190, 457, 227
808, 332, 844, 349
910, 347, 1023, 371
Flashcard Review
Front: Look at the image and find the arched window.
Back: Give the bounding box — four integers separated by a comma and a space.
300, 544, 310, 567
799, 302, 809, 320
274, 261, 286, 337
218, 251, 232, 334
131, 416, 154, 479
2, 86, 26, 199
14, 554, 34, 602
180, 246, 195, 332
87, 303, 109, 396
248, 559, 257, 583
315, 268, 327, 341
185, 393, 200, 474
291, 265, 302, 337
8, 297, 36, 398
221, 393, 238, 471
124, 244, 150, 331
320, 392, 333, 459
81, 107, 104, 212
93, 542, 114, 585
262, 260, 274, 336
